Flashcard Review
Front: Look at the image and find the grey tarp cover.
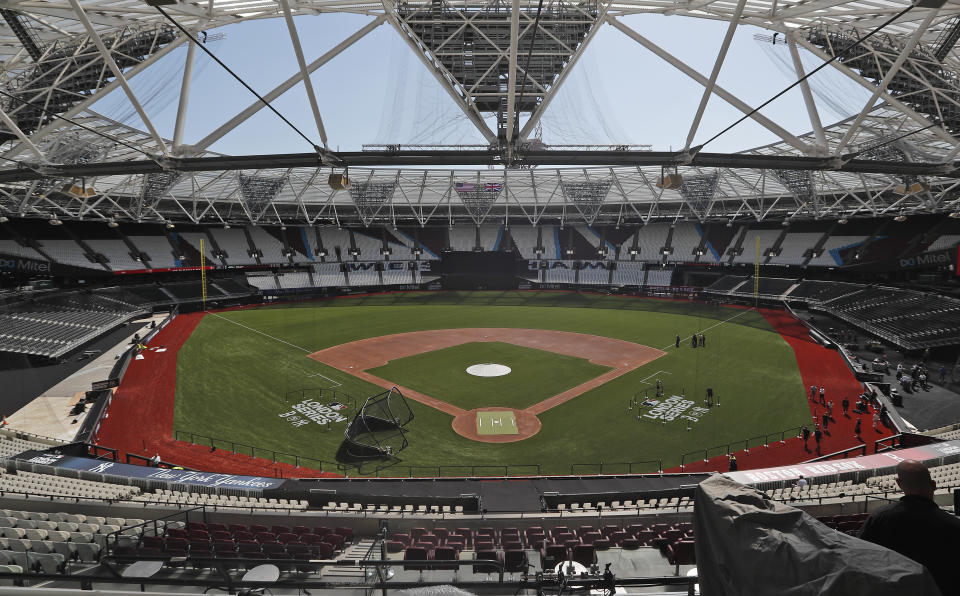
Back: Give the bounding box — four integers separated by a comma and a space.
694, 475, 942, 596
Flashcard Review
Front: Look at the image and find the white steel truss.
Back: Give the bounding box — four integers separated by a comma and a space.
0, 0, 955, 226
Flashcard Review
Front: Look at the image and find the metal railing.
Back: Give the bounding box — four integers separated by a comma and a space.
174, 430, 668, 478
874, 434, 903, 453
679, 425, 805, 469
804, 443, 868, 462
106, 505, 204, 552
174, 430, 334, 473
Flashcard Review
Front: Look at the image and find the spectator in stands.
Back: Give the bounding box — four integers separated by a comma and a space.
940, 366, 947, 384
841, 397, 850, 417
150, 453, 161, 467
858, 460, 960, 595
796, 475, 807, 489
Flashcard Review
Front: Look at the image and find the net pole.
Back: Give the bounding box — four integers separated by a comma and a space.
201, 238, 208, 310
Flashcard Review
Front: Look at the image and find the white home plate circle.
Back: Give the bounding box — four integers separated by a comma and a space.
466, 363, 511, 377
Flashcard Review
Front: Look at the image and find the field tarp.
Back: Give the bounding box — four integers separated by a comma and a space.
694, 475, 941, 596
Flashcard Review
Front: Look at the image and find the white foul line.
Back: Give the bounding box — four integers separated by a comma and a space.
206, 311, 342, 387
659, 307, 755, 351
638, 370, 673, 385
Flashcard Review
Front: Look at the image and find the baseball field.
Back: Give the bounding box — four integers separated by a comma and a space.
169, 291, 814, 476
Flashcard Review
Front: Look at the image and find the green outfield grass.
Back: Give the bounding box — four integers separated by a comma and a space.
173, 291, 810, 476
368, 341, 610, 411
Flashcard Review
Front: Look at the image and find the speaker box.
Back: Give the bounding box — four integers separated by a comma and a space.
328, 173, 350, 190
655, 173, 683, 190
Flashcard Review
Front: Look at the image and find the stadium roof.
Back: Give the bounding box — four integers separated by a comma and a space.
0, 0, 958, 225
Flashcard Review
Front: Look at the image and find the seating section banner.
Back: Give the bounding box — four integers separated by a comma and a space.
726, 440, 960, 484
18, 453, 284, 490
0, 253, 108, 276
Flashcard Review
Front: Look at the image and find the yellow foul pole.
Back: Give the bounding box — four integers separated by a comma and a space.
200, 238, 207, 310
754, 236, 760, 307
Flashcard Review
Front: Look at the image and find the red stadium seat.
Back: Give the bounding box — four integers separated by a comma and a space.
323, 533, 344, 549
504, 549, 528, 572
314, 542, 334, 559
404, 547, 430, 571
334, 527, 354, 543
432, 546, 458, 570
540, 544, 567, 569
571, 545, 596, 567
667, 540, 696, 574
473, 550, 501, 574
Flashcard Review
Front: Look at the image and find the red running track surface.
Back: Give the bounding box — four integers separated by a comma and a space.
665, 308, 894, 474
96, 312, 336, 478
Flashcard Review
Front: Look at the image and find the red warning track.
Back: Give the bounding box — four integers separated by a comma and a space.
665, 309, 894, 474
96, 313, 332, 478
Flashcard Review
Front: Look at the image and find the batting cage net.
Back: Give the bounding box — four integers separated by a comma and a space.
342, 387, 415, 459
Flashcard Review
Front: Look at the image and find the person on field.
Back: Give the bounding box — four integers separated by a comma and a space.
691, 334, 697, 348
675, 334, 681, 348
841, 397, 850, 416
802, 426, 810, 449
855, 417, 862, 439
821, 412, 829, 431
810, 385, 817, 400
728, 455, 738, 472
814, 427, 822, 454
819, 386, 826, 406
699, 333, 705, 347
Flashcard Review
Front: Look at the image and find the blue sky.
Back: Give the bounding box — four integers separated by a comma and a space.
92, 11, 871, 156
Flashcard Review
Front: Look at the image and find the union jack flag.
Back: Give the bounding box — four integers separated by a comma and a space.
483, 182, 503, 192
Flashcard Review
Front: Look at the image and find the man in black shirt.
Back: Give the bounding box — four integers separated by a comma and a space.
858, 460, 960, 595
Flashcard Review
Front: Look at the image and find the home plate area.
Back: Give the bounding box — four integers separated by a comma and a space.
476, 410, 518, 435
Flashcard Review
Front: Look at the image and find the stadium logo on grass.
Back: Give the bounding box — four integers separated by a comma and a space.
642, 396, 710, 422
280, 399, 348, 428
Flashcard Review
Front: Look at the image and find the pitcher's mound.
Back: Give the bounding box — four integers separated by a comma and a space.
466, 363, 511, 377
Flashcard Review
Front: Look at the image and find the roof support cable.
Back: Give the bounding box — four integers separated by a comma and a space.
513, 0, 546, 141
155, 6, 324, 154
697, 4, 915, 152
0, 87, 159, 162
